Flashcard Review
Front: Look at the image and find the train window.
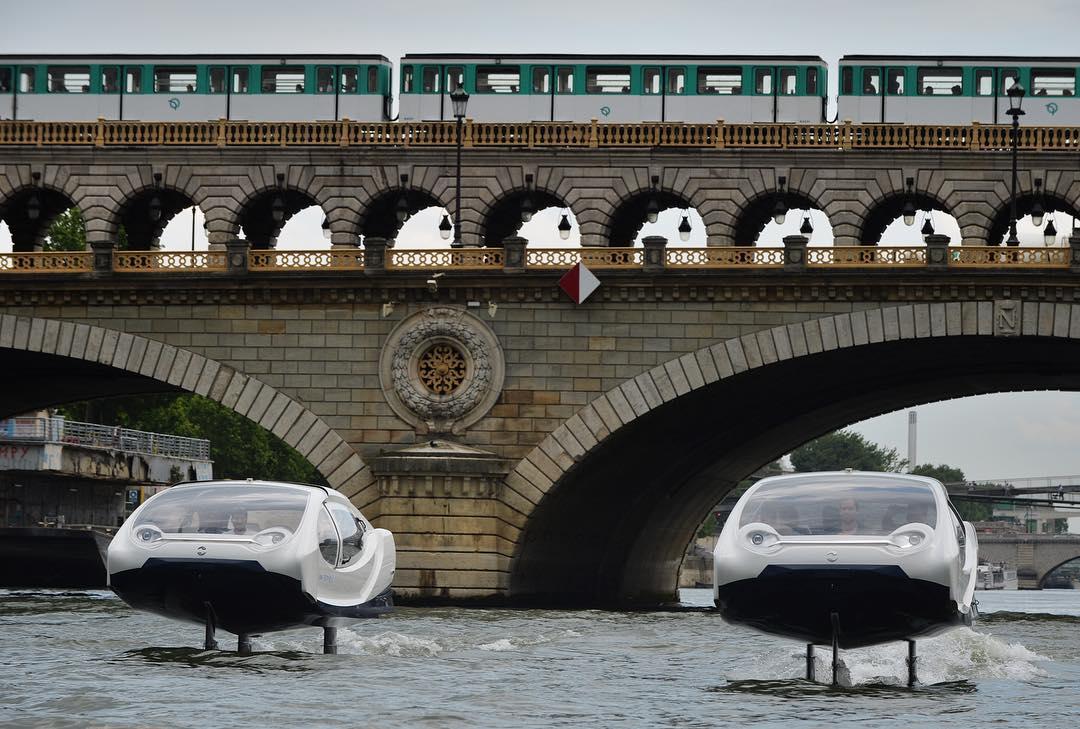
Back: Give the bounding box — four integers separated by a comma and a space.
755, 68, 773, 95
155, 67, 198, 93
841, 67, 853, 95
0, 68, 10, 93
1031, 69, 1075, 96
886, 68, 904, 96
421, 66, 439, 94
315, 67, 334, 94
917, 67, 963, 95
48, 66, 91, 94
586, 67, 630, 94
666, 67, 685, 95
19, 68, 35, 94
447, 66, 464, 92
367, 66, 380, 94
261, 66, 305, 93
402, 65, 414, 93
232, 67, 249, 94
779, 68, 797, 95
861, 68, 880, 95
477, 66, 520, 93
125, 68, 141, 93
642, 68, 660, 95
208, 67, 226, 94
101, 67, 119, 94
975, 70, 993, 96
532, 67, 550, 94
556, 67, 574, 94
337, 67, 356, 94
806, 67, 819, 95
697, 67, 741, 95
999, 69, 1019, 95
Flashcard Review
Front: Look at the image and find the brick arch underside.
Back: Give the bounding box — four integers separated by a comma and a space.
0, 316, 373, 502
508, 312, 1080, 607
1037, 553, 1080, 587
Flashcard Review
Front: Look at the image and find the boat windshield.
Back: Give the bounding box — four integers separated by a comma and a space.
738, 479, 938, 536
133, 484, 310, 535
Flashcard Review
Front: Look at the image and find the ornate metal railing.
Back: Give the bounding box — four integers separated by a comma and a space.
113, 250, 227, 272
526, 247, 642, 268
666, 247, 784, 268
250, 249, 365, 271
950, 246, 1070, 267
2, 119, 1078, 150
0, 416, 211, 460
807, 247, 927, 267
388, 248, 503, 270
0, 251, 94, 273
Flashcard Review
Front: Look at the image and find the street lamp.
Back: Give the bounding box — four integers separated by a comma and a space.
800, 215, 813, 236
520, 173, 535, 223
1005, 82, 1026, 246
321, 216, 332, 240
921, 214, 935, 241
1031, 178, 1045, 227
902, 177, 917, 226
678, 212, 692, 242
395, 174, 410, 224
772, 175, 788, 225
1043, 216, 1058, 246
645, 175, 660, 224
450, 85, 470, 247
439, 214, 453, 240
558, 212, 572, 241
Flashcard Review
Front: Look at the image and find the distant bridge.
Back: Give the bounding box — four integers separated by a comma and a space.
978, 535, 1080, 588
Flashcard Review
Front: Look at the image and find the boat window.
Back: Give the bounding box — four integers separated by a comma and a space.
208, 67, 226, 94
585, 67, 630, 94
260, 66, 305, 93
126, 68, 142, 94
1031, 69, 1075, 97
861, 68, 880, 95
0, 68, 10, 93
697, 66, 742, 95
421, 66, 439, 93
328, 502, 365, 565
556, 66, 574, 94
532, 66, 550, 94
917, 67, 963, 95
999, 68, 1018, 95
641, 67, 659, 95
806, 67, 819, 96
665, 67, 685, 95
133, 484, 309, 535
477, 65, 520, 93
401, 65, 414, 93
779, 68, 797, 95
738, 478, 939, 537
316, 66, 334, 94
755, 68, 773, 94
367, 66, 380, 94
317, 506, 340, 566
48, 66, 91, 93
339, 67, 357, 94
101, 67, 119, 94
155, 67, 198, 93
975, 69, 993, 96
886, 68, 905, 96
840, 66, 853, 95
446, 66, 464, 93
232, 67, 249, 94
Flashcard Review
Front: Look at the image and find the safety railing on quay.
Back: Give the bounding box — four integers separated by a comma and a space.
0, 245, 1074, 274
0, 416, 211, 461
2, 119, 1079, 150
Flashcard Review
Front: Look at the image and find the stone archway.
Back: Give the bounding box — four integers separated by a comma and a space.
859, 192, 954, 245
988, 193, 1079, 246
733, 189, 824, 245
361, 186, 443, 242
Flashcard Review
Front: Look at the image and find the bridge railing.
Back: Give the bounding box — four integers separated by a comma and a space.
0, 416, 211, 460
2, 119, 1080, 150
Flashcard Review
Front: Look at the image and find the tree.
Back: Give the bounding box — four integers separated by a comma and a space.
910, 463, 964, 486
43, 207, 128, 251
911, 462, 991, 521
790, 430, 905, 473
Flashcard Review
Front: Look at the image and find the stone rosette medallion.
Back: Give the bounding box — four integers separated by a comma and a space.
380, 307, 505, 434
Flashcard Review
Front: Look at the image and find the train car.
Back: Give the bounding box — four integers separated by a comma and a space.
838, 56, 1080, 125
398, 54, 827, 123
0, 55, 392, 121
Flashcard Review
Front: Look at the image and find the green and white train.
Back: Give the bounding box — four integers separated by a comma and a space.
2, 52, 1078, 125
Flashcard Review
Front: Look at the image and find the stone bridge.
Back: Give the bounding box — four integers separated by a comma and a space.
979, 535, 1080, 588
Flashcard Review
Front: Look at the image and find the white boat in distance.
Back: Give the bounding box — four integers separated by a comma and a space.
713, 471, 978, 684
108, 480, 395, 653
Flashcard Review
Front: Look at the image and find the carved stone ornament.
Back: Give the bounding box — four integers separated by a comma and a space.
380, 306, 505, 434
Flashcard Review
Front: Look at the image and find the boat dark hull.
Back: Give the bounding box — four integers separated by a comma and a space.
0, 527, 111, 588
110, 557, 393, 635
714, 565, 969, 648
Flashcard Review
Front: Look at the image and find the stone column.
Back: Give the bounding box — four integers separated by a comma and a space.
364, 236, 387, 274
925, 234, 951, 271
642, 235, 667, 274
89, 241, 113, 273
782, 235, 808, 271
225, 239, 249, 275
502, 236, 527, 273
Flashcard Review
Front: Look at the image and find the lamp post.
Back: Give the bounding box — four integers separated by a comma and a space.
450, 85, 470, 248
1005, 83, 1026, 246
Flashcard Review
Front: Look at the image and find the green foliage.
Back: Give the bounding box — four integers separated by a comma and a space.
911, 463, 965, 485
43, 207, 128, 251
59, 394, 325, 485
790, 430, 906, 473
910, 463, 990, 521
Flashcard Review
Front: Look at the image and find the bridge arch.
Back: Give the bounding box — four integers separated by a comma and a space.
360, 185, 444, 243
506, 302, 1080, 605
479, 185, 568, 247
732, 187, 824, 246
0, 315, 374, 504
988, 191, 1079, 246
859, 192, 954, 245
606, 187, 696, 247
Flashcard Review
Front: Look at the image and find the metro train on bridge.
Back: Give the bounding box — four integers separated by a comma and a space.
2, 53, 1078, 125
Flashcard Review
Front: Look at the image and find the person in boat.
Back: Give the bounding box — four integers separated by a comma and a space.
226, 510, 258, 535
198, 509, 231, 534
837, 496, 859, 534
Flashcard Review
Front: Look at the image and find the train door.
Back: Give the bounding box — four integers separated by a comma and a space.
750, 66, 776, 122
973, 67, 996, 124
0, 66, 12, 120
551, 65, 576, 121
119, 65, 143, 121
417, 64, 443, 120
881, 66, 907, 122
995, 67, 1020, 125
529, 65, 555, 121
99, 65, 121, 119
774, 66, 802, 122
640, 66, 665, 121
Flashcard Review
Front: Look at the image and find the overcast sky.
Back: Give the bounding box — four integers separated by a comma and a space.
4, 1, 1080, 480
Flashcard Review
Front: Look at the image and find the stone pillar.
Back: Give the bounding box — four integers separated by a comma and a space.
502, 236, 527, 273
364, 236, 387, 274
782, 235, 808, 271
642, 235, 667, 274
925, 234, 951, 271
89, 241, 113, 273
1070, 235, 1080, 274
225, 239, 249, 275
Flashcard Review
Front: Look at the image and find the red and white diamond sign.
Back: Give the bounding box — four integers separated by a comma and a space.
558, 261, 601, 304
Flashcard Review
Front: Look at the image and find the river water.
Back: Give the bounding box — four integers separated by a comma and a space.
1, 588, 1078, 728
